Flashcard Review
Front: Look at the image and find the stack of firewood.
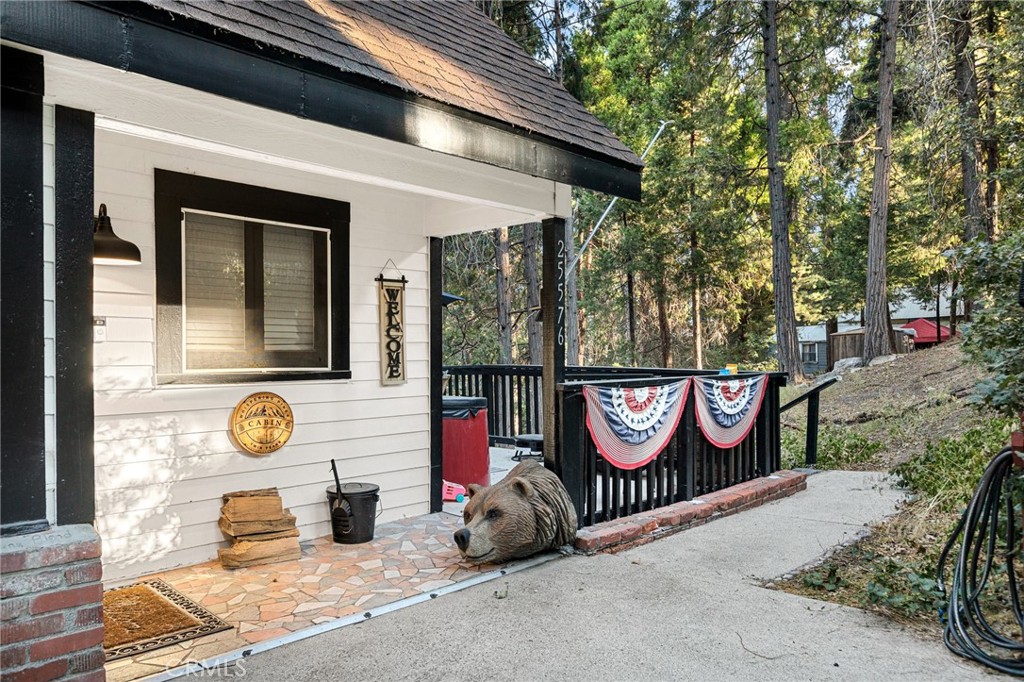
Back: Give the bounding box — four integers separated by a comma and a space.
217, 488, 300, 568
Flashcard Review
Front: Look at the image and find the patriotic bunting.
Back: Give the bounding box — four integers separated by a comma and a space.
583, 381, 690, 470
693, 374, 767, 448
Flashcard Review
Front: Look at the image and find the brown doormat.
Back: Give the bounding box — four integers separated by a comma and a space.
103, 579, 233, 661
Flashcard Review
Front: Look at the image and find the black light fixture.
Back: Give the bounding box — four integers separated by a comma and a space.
441, 292, 465, 307
93, 204, 141, 265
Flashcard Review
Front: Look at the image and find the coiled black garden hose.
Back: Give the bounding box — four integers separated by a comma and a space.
937, 445, 1024, 675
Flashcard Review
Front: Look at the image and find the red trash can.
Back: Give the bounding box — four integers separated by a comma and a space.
442, 396, 490, 488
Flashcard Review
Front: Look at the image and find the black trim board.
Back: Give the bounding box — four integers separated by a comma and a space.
0, 1, 642, 201
55, 105, 96, 526
1, 46, 48, 534
429, 237, 443, 513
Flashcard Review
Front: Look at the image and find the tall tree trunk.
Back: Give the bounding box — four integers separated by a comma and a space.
626, 267, 637, 366
688, 131, 703, 369
761, 0, 804, 381
949, 279, 959, 335
952, 0, 984, 322
657, 277, 672, 368
864, 0, 899, 362
553, 0, 564, 84
983, 2, 999, 238
523, 222, 542, 364
552, 0, 579, 366
953, 0, 984, 244
579, 246, 591, 364
690, 277, 703, 369
494, 227, 512, 364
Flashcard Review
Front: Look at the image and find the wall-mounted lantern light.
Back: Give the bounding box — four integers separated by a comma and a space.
93, 204, 141, 265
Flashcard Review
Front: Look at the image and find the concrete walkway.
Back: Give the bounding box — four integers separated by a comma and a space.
226, 472, 988, 681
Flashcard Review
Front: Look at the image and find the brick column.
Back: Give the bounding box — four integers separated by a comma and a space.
1, 525, 105, 681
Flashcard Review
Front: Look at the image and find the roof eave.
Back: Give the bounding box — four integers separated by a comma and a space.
1, 1, 641, 200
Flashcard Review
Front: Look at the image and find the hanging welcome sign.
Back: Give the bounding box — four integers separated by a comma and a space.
376, 261, 407, 386
693, 374, 767, 448
583, 381, 690, 470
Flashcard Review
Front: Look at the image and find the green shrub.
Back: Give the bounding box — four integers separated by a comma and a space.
959, 231, 1024, 418
781, 427, 806, 469
781, 425, 884, 469
816, 427, 884, 468
892, 417, 1015, 510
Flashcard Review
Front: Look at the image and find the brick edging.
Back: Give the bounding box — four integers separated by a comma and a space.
1, 525, 106, 682
574, 470, 808, 554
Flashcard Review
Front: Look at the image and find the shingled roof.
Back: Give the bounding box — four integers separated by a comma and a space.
141, 0, 641, 170
1, 1, 642, 198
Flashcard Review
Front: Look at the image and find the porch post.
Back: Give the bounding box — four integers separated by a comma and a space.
54, 106, 96, 525
1, 46, 48, 535
429, 237, 444, 512
541, 217, 566, 471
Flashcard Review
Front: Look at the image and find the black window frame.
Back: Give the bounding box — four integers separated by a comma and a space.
156, 169, 350, 385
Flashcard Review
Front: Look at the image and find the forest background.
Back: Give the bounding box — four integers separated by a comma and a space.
445, 0, 1021, 393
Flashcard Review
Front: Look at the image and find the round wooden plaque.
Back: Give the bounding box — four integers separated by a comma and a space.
230, 392, 294, 456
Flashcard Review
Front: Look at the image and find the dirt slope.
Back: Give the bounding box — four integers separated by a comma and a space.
781, 339, 987, 469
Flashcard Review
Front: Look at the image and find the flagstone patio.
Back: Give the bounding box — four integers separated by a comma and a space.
106, 449, 520, 682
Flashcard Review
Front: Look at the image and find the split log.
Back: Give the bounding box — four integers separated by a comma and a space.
232, 527, 300, 542
221, 495, 284, 522
219, 511, 297, 538
223, 488, 279, 499
218, 537, 300, 569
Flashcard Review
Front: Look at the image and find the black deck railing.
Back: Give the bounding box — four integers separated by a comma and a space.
780, 377, 838, 467
559, 373, 786, 526
444, 365, 662, 444
444, 364, 787, 528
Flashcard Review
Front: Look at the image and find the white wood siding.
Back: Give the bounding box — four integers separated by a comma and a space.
43, 104, 57, 524
94, 130, 432, 581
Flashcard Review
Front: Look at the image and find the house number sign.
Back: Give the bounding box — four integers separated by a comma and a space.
230, 392, 294, 456
377, 275, 407, 385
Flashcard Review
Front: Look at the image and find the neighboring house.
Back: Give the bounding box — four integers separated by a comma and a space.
0, 2, 641, 678
792, 288, 963, 373
796, 323, 860, 374
888, 288, 964, 326
900, 318, 954, 348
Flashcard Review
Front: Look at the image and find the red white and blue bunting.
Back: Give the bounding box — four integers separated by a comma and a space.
583, 381, 690, 470
693, 374, 767, 448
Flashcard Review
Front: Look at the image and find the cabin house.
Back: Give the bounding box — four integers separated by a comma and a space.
794, 289, 965, 372
0, 2, 642, 678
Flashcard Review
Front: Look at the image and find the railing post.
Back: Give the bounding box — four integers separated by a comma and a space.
805, 391, 820, 467
683, 391, 696, 500
482, 372, 495, 440
559, 385, 585, 527
755, 388, 770, 477
770, 376, 785, 472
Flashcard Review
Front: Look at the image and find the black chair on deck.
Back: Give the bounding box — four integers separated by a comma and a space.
512, 433, 544, 462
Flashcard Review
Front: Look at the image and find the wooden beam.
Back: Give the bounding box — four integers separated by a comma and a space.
54, 105, 96, 526
1, 46, 48, 535
541, 217, 566, 471
429, 237, 444, 512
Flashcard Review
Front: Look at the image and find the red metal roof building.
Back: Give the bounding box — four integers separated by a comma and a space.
900, 318, 953, 345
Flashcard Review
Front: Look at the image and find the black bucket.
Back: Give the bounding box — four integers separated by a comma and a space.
326, 483, 380, 544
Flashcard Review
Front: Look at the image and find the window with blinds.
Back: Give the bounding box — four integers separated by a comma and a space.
182, 211, 329, 372
155, 169, 349, 383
